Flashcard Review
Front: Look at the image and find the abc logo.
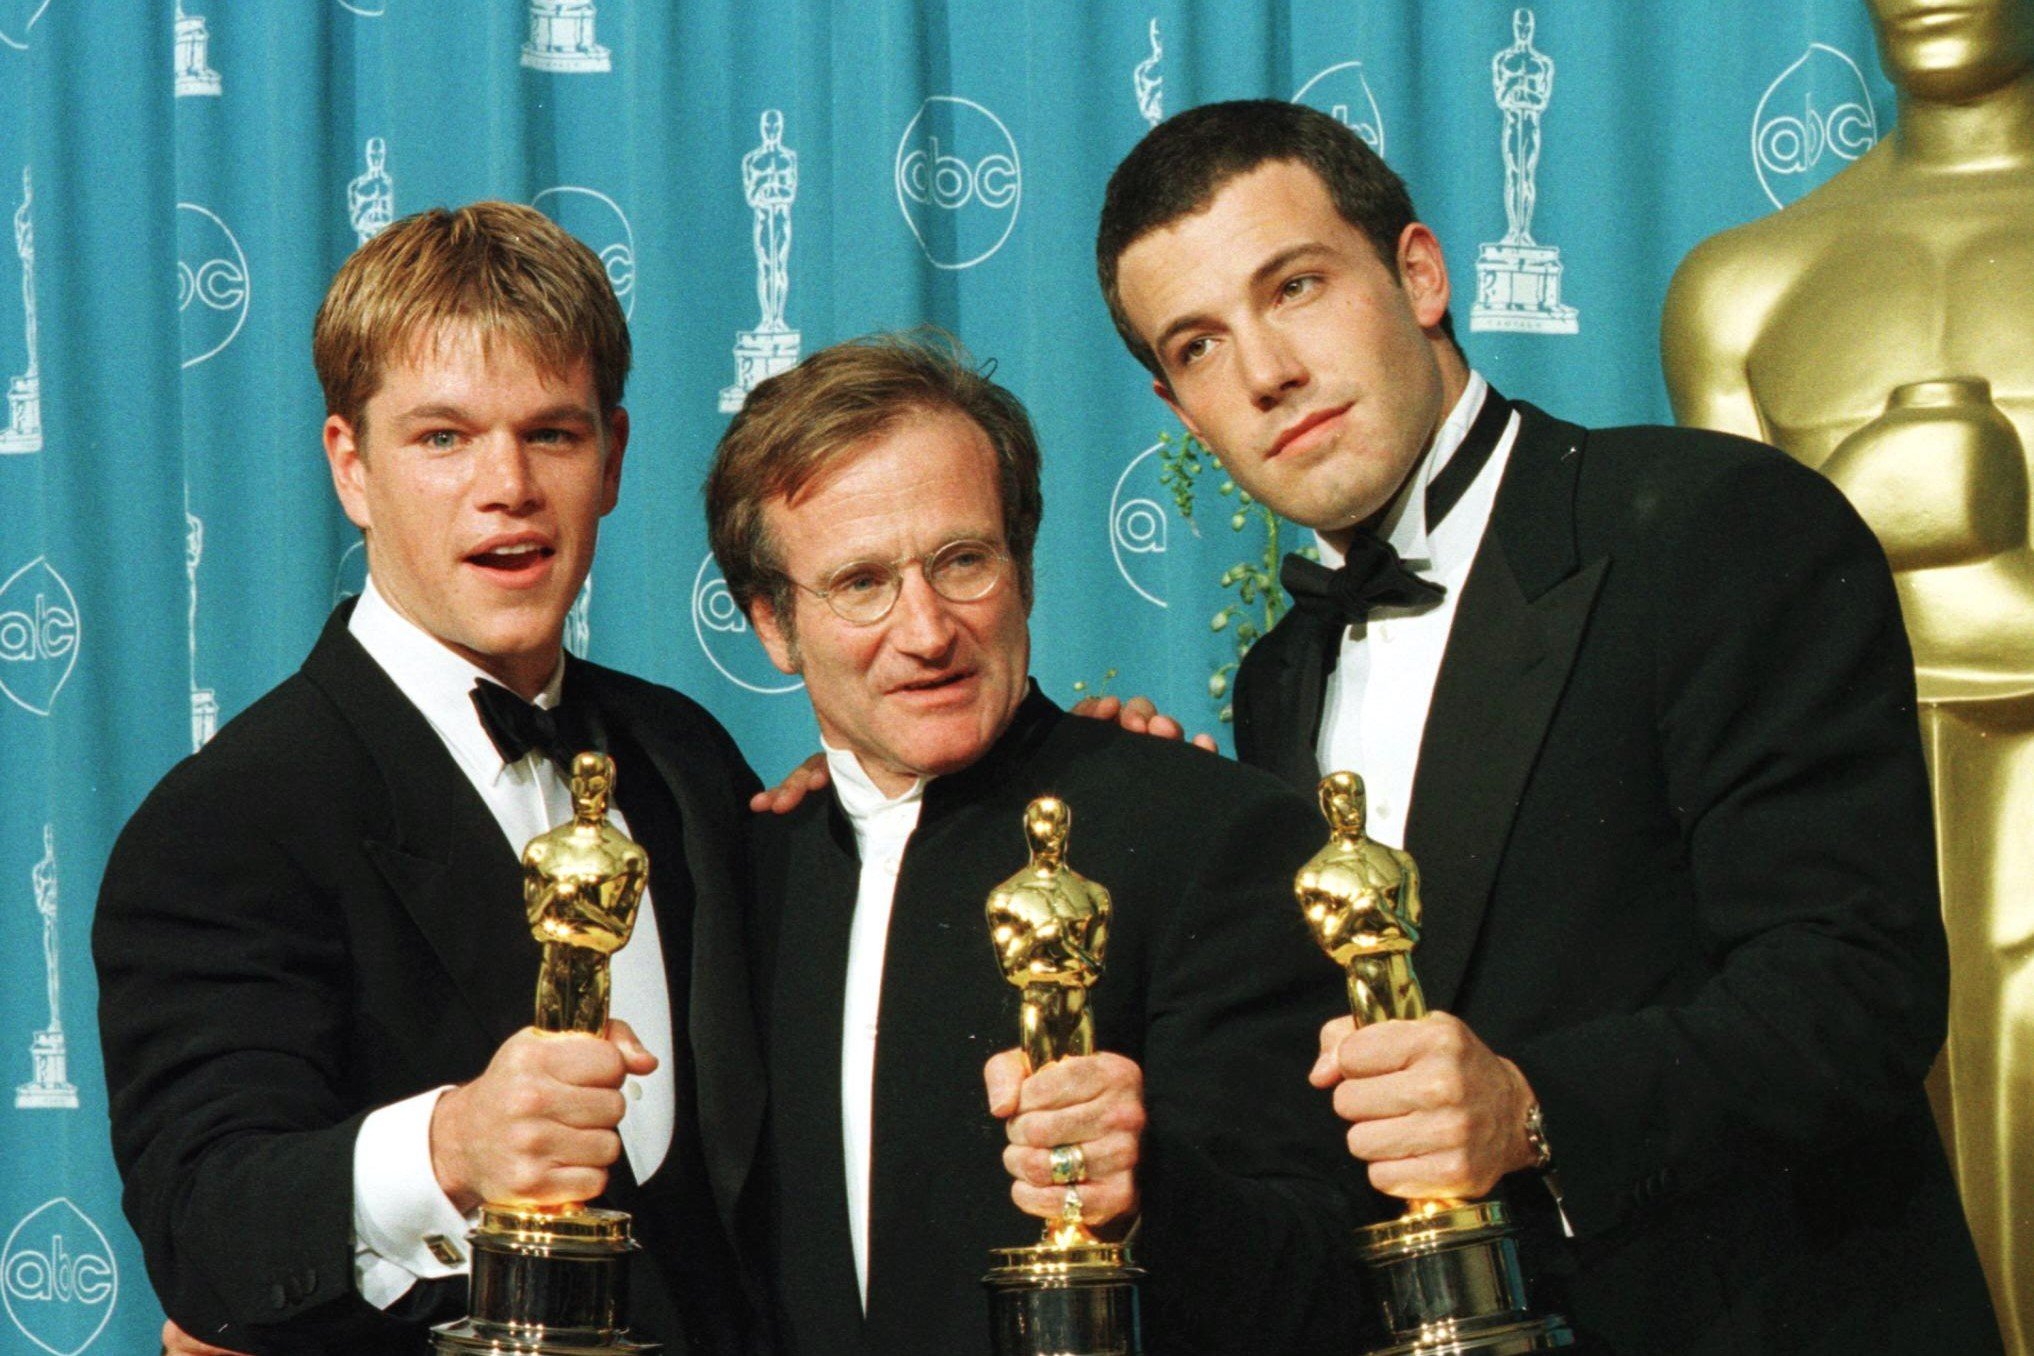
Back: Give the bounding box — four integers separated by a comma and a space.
1753, 44, 1877, 209
1109, 443, 1169, 609
894, 95, 1022, 270
0, 556, 79, 716
2, 1198, 118, 1356
533, 186, 637, 318
176, 202, 250, 369
690, 552, 800, 696
1293, 62, 1387, 157
0, 0, 51, 53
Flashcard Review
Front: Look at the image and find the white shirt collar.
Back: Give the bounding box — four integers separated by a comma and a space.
823, 741, 927, 821
1317, 371, 1491, 574
347, 576, 566, 782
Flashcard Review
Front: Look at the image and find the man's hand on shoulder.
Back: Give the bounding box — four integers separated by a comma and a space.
1070, 693, 1219, 752
749, 752, 830, 814
430, 1019, 658, 1213
1309, 1012, 1539, 1200
985, 1049, 1145, 1231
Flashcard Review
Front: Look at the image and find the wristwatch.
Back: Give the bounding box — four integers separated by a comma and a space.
1523, 1101, 1554, 1171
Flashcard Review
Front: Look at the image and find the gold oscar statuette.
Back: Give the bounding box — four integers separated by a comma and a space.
982, 797, 1145, 1356
434, 752, 657, 1355
1299, 772, 1571, 1356
1663, 6, 2034, 1341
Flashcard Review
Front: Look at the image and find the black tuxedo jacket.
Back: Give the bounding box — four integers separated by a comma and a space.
1234, 404, 1999, 1353
94, 605, 768, 1355
747, 692, 1364, 1356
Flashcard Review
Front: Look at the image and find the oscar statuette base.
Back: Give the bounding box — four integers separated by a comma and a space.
1357, 1201, 1572, 1355
433, 1205, 658, 1355
984, 1240, 1145, 1356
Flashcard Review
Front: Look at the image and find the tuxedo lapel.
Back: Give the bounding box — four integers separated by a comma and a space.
581, 669, 767, 1239
1405, 408, 1604, 1014
764, 804, 869, 1354
301, 607, 534, 1047
1236, 607, 1341, 794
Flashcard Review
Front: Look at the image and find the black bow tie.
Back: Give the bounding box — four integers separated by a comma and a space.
471, 681, 596, 771
1279, 386, 1515, 628
1281, 540, 1443, 624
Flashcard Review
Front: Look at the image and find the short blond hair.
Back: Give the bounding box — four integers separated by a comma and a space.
705, 331, 1044, 621
312, 201, 630, 435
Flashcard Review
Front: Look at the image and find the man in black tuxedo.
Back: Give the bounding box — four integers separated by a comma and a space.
703, 333, 1359, 1356
94, 204, 763, 1355
1095, 101, 2000, 1352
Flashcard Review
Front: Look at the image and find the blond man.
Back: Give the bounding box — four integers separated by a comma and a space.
96, 203, 765, 1355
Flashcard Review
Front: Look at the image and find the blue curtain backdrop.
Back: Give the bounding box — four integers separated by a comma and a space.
0, 1, 1891, 1348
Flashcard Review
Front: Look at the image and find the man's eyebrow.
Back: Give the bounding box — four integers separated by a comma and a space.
1149, 242, 1335, 359
391, 401, 598, 425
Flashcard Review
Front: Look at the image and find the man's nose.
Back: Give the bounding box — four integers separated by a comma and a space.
1237, 325, 1308, 410
475, 434, 540, 513
886, 566, 960, 658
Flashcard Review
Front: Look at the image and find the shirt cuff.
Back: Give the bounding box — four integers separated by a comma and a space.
351, 1086, 478, 1308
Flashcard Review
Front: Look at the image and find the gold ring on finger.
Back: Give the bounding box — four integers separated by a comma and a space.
1049, 1142, 1088, 1186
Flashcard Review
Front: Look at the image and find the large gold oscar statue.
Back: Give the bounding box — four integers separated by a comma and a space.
1661, 2, 2034, 1345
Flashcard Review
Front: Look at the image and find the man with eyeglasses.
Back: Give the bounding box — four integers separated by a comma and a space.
704, 332, 1361, 1356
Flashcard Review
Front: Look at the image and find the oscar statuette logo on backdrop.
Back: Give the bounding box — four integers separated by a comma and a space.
522, 0, 610, 74
1471, 7, 1579, 335
895, 95, 1023, 270
172, 1, 221, 98
1133, 19, 1163, 128
720, 110, 800, 413
0, 556, 78, 716
15, 824, 74, 1110
0, 167, 39, 455
349, 137, 395, 246
1, 1198, 117, 1356
185, 498, 216, 751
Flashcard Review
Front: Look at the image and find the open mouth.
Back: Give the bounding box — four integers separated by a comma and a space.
466, 540, 555, 574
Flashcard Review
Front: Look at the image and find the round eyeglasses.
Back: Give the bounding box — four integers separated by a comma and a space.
797, 538, 1011, 624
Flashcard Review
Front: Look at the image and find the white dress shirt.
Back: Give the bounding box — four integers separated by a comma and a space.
345, 577, 675, 1306
822, 742, 927, 1311
1314, 373, 1518, 848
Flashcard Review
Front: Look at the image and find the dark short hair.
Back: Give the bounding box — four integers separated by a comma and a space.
1097, 99, 1453, 376
705, 330, 1044, 625
313, 201, 630, 438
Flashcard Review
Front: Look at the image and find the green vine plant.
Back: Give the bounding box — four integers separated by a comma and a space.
1069, 666, 1119, 702
1157, 428, 1315, 723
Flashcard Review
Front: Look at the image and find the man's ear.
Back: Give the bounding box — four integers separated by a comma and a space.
324, 414, 372, 531
1152, 378, 1205, 446
1396, 223, 1453, 333
748, 595, 800, 675
600, 407, 629, 516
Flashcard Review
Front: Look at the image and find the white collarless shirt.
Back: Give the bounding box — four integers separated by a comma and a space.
1314, 373, 1519, 849
822, 742, 928, 1311
345, 577, 675, 1305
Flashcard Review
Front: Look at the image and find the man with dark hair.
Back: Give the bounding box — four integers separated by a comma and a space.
1095, 100, 1999, 1352
707, 331, 1358, 1356
96, 203, 764, 1354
